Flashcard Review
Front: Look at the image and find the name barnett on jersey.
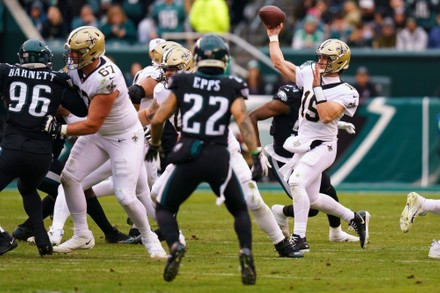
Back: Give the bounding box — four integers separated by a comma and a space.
7, 66, 56, 81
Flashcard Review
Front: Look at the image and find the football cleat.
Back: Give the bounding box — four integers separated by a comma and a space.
290, 234, 310, 252
274, 238, 304, 258
271, 205, 290, 238
239, 248, 256, 285
48, 227, 64, 246
0, 231, 18, 256
163, 242, 186, 282
400, 192, 426, 233
129, 227, 140, 237
142, 233, 168, 258
349, 211, 370, 249
12, 224, 33, 241
53, 230, 95, 253
428, 240, 440, 259
105, 228, 136, 244
329, 229, 359, 242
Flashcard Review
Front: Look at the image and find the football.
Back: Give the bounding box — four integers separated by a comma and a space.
258, 5, 286, 28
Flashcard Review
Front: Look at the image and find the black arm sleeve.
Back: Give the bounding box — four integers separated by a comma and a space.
128, 84, 146, 104
61, 88, 88, 117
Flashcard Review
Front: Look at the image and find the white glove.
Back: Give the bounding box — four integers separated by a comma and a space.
251, 151, 271, 177
338, 121, 356, 134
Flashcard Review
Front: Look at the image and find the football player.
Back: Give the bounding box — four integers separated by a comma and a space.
0, 39, 88, 256
139, 45, 301, 259
42, 26, 165, 257
249, 81, 359, 244
400, 192, 440, 259
265, 22, 371, 251
145, 34, 263, 285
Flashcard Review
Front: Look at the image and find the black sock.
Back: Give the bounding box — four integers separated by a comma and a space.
41, 195, 55, 219
156, 204, 180, 248
283, 205, 294, 217
86, 197, 114, 235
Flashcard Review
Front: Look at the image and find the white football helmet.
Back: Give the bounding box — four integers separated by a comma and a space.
64, 26, 105, 69
315, 39, 351, 74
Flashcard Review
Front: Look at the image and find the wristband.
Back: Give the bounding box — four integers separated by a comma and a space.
313, 86, 326, 104
251, 147, 262, 156
60, 124, 68, 136
269, 35, 279, 42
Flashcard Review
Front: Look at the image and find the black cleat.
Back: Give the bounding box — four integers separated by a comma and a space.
239, 248, 256, 285
38, 244, 53, 256
163, 242, 186, 282
349, 211, 370, 249
274, 238, 304, 258
34, 233, 53, 256
0, 231, 18, 255
128, 227, 140, 238
12, 224, 33, 241
105, 228, 136, 244
290, 234, 310, 252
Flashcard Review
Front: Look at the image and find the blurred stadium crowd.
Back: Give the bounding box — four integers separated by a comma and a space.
19, 0, 440, 50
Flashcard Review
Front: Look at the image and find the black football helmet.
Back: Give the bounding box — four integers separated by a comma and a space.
18, 39, 53, 67
193, 34, 229, 72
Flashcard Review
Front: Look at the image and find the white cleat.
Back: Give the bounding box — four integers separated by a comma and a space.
400, 192, 426, 233
329, 231, 360, 242
142, 234, 168, 259
428, 240, 440, 259
271, 204, 290, 238
178, 230, 186, 246
48, 227, 64, 246
53, 230, 95, 253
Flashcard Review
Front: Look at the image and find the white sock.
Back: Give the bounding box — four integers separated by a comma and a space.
51, 185, 71, 231
120, 199, 151, 239
61, 178, 89, 234
251, 204, 285, 244
311, 193, 354, 223
291, 185, 309, 238
329, 225, 343, 236
424, 199, 440, 215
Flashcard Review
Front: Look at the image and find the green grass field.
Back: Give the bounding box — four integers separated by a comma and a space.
1, 189, 440, 293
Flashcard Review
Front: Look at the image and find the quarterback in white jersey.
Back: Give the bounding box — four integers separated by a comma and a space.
42, 26, 165, 257
265, 23, 370, 252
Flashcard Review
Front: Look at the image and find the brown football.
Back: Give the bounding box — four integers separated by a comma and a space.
258, 5, 286, 28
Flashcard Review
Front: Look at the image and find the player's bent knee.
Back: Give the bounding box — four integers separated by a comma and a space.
244, 180, 264, 210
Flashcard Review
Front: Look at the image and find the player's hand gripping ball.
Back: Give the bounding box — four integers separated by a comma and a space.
258, 5, 286, 28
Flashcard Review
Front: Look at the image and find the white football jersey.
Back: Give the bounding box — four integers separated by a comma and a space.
295, 63, 359, 142
68, 56, 140, 136
153, 82, 181, 128
133, 65, 162, 110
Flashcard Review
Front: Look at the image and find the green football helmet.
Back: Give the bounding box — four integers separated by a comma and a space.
193, 34, 229, 72
17, 39, 53, 67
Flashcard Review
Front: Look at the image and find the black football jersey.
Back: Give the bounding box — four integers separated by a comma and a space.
270, 83, 302, 158
0, 63, 88, 154
168, 72, 248, 146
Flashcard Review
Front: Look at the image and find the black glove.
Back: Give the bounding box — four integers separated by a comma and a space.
145, 140, 164, 161
41, 115, 64, 139
251, 147, 264, 181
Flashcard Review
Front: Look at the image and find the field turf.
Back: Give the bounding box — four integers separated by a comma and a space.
1, 189, 440, 292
